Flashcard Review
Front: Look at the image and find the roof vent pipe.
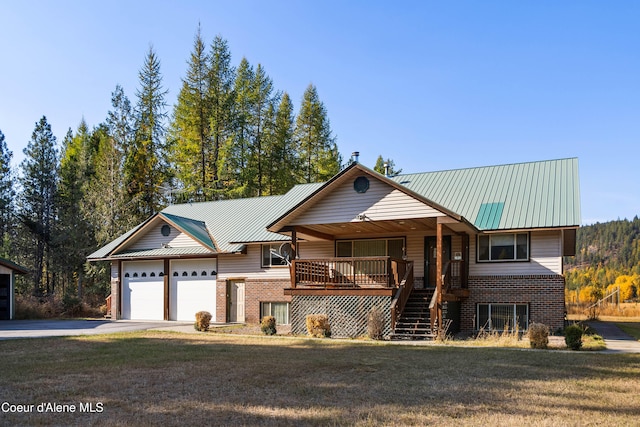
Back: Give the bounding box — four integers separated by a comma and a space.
351, 151, 360, 164
384, 162, 389, 177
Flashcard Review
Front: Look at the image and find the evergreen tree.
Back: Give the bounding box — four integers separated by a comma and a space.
17, 116, 58, 296
248, 63, 277, 196
169, 27, 211, 202
221, 57, 254, 198
0, 130, 14, 257
56, 122, 96, 297
125, 46, 169, 220
373, 155, 402, 177
207, 35, 235, 198
266, 92, 297, 195
295, 84, 341, 183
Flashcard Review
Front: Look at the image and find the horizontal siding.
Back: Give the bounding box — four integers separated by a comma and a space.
291, 178, 443, 226
130, 222, 199, 250
469, 230, 562, 276
218, 245, 290, 281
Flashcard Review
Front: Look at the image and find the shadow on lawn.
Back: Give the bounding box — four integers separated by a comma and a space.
1, 333, 639, 426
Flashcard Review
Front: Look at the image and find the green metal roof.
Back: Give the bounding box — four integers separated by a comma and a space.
89, 158, 580, 260
160, 212, 215, 251
111, 247, 214, 258
391, 158, 581, 230
161, 182, 323, 253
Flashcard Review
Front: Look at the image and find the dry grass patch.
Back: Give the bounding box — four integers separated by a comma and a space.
0, 332, 639, 426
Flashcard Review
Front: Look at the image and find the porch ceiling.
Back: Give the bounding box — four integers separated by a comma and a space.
284, 217, 474, 241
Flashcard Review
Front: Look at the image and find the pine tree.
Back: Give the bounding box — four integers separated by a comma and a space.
373, 155, 402, 177
56, 122, 96, 297
221, 57, 254, 198
248, 63, 277, 196
207, 35, 235, 198
169, 27, 211, 202
0, 129, 14, 257
266, 92, 297, 195
125, 46, 169, 220
17, 116, 58, 296
295, 84, 341, 183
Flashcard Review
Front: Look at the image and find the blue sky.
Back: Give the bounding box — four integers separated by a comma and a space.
1, 1, 638, 224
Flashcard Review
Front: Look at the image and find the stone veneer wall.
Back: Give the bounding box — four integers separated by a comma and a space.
290, 295, 392, 338
461, 275, 566, 332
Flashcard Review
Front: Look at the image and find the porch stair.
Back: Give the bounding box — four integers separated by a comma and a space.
390, 289, 435, 340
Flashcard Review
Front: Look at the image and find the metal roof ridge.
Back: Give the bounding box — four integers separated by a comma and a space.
394, 157, 578, 177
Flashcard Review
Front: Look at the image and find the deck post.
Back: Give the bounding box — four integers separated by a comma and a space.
436, 222, 443, 328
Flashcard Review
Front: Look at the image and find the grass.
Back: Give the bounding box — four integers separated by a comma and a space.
616, 322, 640, 341
1, 332, 639, 426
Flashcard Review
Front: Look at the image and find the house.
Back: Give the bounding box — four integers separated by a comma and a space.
88, 158, 580, 338
0, 258, 28, 320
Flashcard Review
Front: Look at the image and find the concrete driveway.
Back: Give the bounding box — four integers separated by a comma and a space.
585, 321, 640, 354
0, 319, 192, 340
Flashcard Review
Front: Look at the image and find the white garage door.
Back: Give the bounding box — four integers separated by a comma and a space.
170, 259, 217, 321
122, 261, 165, 320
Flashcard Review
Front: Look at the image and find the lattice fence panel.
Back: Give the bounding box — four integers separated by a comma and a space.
291, 295, 392, 338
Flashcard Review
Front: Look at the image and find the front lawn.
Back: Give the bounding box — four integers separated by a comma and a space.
616, 321, 640, 341
0, 332, 639, 426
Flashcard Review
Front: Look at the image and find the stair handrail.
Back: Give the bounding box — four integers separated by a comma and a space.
429, 287, 439, 333
390, 261, 414, 330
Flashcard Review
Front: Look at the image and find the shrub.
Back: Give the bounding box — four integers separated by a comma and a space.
194, 311, 212, 332
261, 316, 277, 335
527, 322, 549, 349
367, 306, 385, 340
305, 314, 331, 338
62, 294, 83, 317
565, 323, 584, 350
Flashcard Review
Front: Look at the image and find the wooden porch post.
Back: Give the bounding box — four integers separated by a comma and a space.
436, 222, 443, 327
290, 229, 297, 289
291, 228, 297, 260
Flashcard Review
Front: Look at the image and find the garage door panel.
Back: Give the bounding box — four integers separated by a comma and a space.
122, 261, 164, 321
170, 260, 217, 321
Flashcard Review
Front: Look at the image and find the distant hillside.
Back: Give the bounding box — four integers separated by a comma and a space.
565, 216, 640, 289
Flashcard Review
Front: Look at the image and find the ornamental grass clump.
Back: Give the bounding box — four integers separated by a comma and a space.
306, 314, 331, 338
527, 322, 549, 349
194, 311, 212, 332
261, 316, 277, 335
565, 323, 584, 350
367, 306, 385, 340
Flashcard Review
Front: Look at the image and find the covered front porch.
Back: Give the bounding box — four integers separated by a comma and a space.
267, 163, 476, 338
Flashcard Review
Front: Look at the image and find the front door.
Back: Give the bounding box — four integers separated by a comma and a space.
228, 280, 245, 323
425, 236, 451, 287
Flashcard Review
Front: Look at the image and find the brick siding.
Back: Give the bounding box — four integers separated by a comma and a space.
216, 278, 291, 323
461, 275, 566, 332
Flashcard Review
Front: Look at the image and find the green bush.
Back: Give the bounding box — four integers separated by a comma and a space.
194, 311, 212, 332
367, 306, 385, 340
261, 316, 277, 335
527, 322, 549, 349
305, 314, 331, 338
62, 294, 83, 317
565, 323, 584, 350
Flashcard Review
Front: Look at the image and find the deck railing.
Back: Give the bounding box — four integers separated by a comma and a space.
291, 257, 411, 289
443, 260, 467, 289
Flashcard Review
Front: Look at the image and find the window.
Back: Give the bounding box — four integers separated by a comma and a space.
477, 233, 528, 261
261, 302, 290, 325
336, 238, 405, 258
477, 303, 528, 331
262, 243, 292, 267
